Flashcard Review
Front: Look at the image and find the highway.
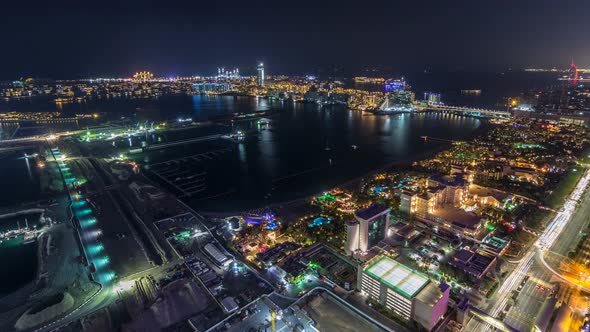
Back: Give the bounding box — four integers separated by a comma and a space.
465, 168, 590, 331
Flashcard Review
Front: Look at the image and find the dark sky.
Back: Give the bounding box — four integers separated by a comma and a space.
1, 0, 588, 79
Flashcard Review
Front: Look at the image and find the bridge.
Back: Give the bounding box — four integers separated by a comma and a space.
377, 99, 511, 119
0, 117, 80, 125
422, 104, 511, 118
460, 303, 519, 332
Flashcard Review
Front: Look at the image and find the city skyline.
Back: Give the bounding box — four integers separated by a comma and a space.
3, 2, 590, 332
1, 0, 589, 78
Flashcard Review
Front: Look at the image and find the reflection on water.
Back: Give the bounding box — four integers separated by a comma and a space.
134, 100, 484, 212
1, 95, 484, 212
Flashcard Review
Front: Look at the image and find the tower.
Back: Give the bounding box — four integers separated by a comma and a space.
345, 220, 360, 255
257, 62, 265, 86
568, 58, 579, 85
354, 203, 390, 252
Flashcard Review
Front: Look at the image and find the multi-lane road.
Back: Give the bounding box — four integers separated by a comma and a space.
465, 168, 590, 331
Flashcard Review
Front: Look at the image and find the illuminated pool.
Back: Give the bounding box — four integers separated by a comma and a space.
309, 216, 331, 228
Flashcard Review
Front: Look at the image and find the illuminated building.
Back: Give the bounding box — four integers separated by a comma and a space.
448, 248, 496, 279
354, 203, 390, 252
203, 243, 232, 267
567, 59, 579, 85
424, 92, 441, 104
381, 90, 416, 112
401, 172, 471, 217
461, 89, 481, 96
384, 79, 405, 92
353, 77, 385, 83
257, 63, 265, 86
217, 67, 240, 79
427, 207, 482, 237
400, 190, 435, 218
359, 256, 449, 331
427, 174, 467, 207
132, 71, 154, 82
344, 220, 360, 255
400, 174, 481, 237
389, 90, 415, 104
192, 82, 230, 93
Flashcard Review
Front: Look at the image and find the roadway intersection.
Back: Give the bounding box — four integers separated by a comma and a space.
465, 168, 590, 331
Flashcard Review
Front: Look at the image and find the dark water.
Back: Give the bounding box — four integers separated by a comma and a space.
123, 98, 484, 212
0, 71, 561, 213
0, 150, 42, 207
3, 94, 485, 212
0, 236, 37, 296
0, 150, 42, 297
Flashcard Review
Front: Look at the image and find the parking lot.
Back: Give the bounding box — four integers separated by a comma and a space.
397, 232, 456, 273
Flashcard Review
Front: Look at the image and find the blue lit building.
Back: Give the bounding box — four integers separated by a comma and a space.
384, 79, 405, 92
192, 82, 230, 93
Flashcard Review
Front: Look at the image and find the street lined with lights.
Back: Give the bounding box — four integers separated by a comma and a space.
466, 168, 590, 331
51, 145, 117, 285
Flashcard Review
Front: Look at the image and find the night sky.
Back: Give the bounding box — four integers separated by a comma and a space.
1, 0, 588, 79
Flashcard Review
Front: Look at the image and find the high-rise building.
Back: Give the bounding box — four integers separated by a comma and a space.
257, 63, 265, 86
359, 256, 449, 331
424, 92, 442, 104
216, 67, 240, 79
345, 220, 360, 255
388, 90, 415, 105
354, 203, 390, 252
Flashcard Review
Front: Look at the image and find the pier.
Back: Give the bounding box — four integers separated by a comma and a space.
142, 134, 231, 150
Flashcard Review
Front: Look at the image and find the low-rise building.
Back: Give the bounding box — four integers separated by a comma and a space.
400, 190, 435, 218
359, 256, 449, 331
426, 207, 483, 238
428, 174, 467, 207
468, 184, 510, 208
203, 243, 232, 268
400, 173, 468, 217
448, 249, 496, 280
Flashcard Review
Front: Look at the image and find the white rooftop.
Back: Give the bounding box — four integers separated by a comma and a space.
365, 256, 429, 298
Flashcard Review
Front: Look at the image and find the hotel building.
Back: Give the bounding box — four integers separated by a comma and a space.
359, 256, 449, 331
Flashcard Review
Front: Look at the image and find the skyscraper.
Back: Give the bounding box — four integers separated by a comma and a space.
424, 92, 442, 104
345, 220, 360, 255
354, 203, 390, 252
257, 62, 265, 86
